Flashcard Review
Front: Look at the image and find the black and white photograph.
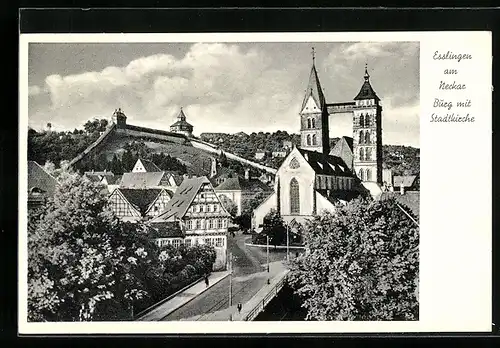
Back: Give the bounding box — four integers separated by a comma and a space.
24, 39, 421, 324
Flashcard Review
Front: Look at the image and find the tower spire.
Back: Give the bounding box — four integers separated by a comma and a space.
311, 47, 316, 64
364, 63, 370, 81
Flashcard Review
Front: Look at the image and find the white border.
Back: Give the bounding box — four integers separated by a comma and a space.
19, 31, 492, 334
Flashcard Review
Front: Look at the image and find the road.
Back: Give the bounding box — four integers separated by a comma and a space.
161, 233, 289, 321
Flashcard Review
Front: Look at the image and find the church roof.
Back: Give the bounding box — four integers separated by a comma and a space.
354, 66, 380, 101
301, 63, 326, 111
330, 136, 353, 154
296, 148, 352, 176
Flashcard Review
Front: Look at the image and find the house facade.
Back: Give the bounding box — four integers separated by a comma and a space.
108, 188, 173, 222
149, 176, 231, 271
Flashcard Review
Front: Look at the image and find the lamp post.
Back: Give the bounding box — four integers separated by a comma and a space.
286, 224, 289, 262
266, 235, 270, 273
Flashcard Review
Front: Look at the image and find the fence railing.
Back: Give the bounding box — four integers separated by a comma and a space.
243, 273, 287, 321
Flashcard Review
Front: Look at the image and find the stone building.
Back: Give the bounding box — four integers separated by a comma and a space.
170, 108, 194, 137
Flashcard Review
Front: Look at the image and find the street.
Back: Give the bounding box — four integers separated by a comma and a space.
161, 233, 289, 321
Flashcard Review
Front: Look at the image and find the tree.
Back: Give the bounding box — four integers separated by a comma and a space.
288, 197, 419, 321
219, 195, 238, 217
27, 171, 155, 321
262, 209, 286, 247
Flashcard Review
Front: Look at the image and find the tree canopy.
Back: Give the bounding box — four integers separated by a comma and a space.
288, 197, 419, 321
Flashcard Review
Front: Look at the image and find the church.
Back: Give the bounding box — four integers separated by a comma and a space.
252, 54, 384, 232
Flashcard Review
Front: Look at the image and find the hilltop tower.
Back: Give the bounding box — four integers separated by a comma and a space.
299, 49, 330, 154
112, 108, 127, 129
352, 64, 383, 184
170, 107, 194, 137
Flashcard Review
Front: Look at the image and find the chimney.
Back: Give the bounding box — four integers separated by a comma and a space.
400, 183, 405, 195
245, 168, 250, 180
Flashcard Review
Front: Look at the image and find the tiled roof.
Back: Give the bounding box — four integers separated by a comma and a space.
28, 161, 59, 197
118, 188, 170, 215
151, 176, 230, 222
297, 148, 352, 176
301, 63, 326, 111
354, 68, 380, 101
329, 136, 354, 156
379, 191, 420, 219
147, 221, 184, 238
215, 176, 272, 192
393, 175, 418, 187
170, 119, 193, 128
137, 159, 161, 172
120, 172, 167, 188
106, 175, 122, 185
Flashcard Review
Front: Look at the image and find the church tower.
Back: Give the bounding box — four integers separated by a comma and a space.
299, 49, 330, 154
352, 64, 383, 184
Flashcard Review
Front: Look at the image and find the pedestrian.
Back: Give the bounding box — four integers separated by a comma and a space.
205, 275, 209, 288
237, 303, 242, 313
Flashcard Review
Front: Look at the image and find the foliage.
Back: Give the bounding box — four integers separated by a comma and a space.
27, 171, 156, 321
218, 195, 238, 217
288, 197, 419, 321
251, 209, 287, 246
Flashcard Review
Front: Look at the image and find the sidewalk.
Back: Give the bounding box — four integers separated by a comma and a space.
137, 270, 230, 321
232, 262, 289, 321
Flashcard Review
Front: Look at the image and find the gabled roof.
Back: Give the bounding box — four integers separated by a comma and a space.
105, 175, 122, 185
28, 161, 59, 197
215, 176, 273, 192
147, 221, 184, 238
301, 63, 326, 111
151, 176, 230, 222
393, 175, 418, 187
135, 158, 161, 172
118, 188, 172, 215
379, 191, 420, 219
120, 172, 167, 188
354, 66, 380, 101
296, 148, 352, 176
329, 136, 354, 155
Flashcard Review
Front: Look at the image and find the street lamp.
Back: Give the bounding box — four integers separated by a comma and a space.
286, 224, 289, 262
266, 235, 270, 273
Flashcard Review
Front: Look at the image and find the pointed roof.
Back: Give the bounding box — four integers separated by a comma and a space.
28, 161, 59, 197
120, 171, 167, 188
301, 63, 326, 112
170, 108, 193, 128
214, 176, 273, 192
354, 64, 380, 101
117, 188, 171, 215
135, 158, 161, 172
329, 136, 354, 155
296, 148, 352, 176
151, 176, 229, 222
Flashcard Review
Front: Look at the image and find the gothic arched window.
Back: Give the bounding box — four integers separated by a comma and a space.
290, 178, 300, 215
311, 118, 316, 128
359, 148, 365, 161
366, 148, 372, 161
359, 130, 365, 144
312, 134, 317, 145
365, 131, 370, 144
359, 168, 365, 181
306, 134, 311, 145
365, 114, 370, 127
307, 118, 311, 129
366, 168, 372, 181
359, 114, 365, 127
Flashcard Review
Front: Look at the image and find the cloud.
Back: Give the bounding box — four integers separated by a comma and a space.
28, 85, 43, 96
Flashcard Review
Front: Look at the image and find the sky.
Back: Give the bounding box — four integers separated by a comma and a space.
27, 41, 420, 147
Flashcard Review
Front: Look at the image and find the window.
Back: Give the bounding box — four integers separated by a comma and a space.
217, 219, 223, 229
312, 134, 317, 145
306, 134, 311, 145
365, 115, 370, 127
172, 239, 181, 248
366, 148, 372, 161
208, 204, 212, 212
222, 219, 228, 228
359, 148, 365, 161
290, 178, 300, 215
215, 237, 224, 247
359, 130, 364, 144
195, 219, 201, 230
307, 118, 311, 128
359, 114, 365, 127
311, 118, 316, 128
208, 219, 214, 229
366, 168, 372, 181
365, 131, 370, 144
359, 168, 365, 181
201, 205, 205, 213
214, 204, 219, 212
195, 205, 200, 213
